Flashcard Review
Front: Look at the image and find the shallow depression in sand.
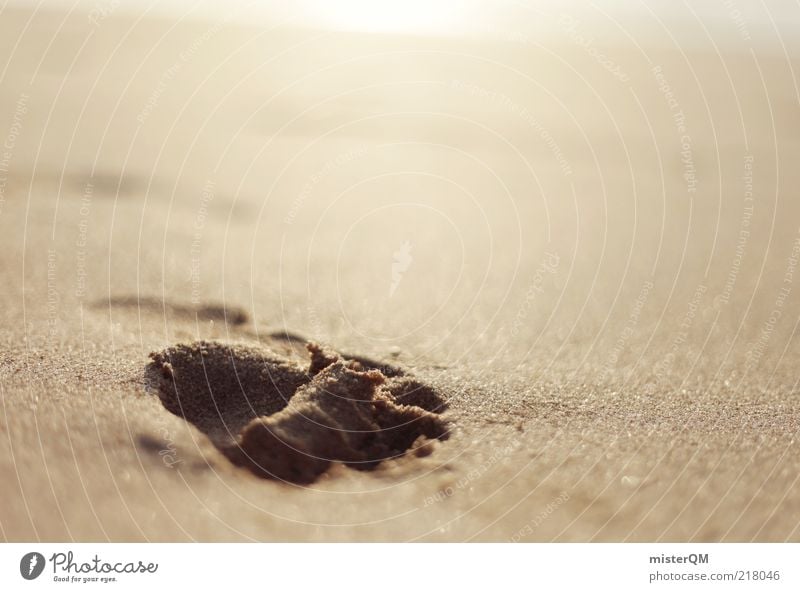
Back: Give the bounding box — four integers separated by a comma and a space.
146, 340, 448, 483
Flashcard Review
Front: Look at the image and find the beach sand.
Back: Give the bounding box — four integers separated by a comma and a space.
1, 4, 800, 541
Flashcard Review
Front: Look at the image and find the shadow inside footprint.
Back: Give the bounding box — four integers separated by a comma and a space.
147, 341, 308, 446
146, 340, 448, 483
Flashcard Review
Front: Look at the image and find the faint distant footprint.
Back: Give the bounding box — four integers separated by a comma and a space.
145, 340, 448, 483
97, 296, 249, 325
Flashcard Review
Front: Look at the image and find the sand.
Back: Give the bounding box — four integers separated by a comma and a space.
1, 4, 800, 541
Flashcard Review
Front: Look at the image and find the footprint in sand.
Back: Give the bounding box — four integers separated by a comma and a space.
145, 340, 448, 483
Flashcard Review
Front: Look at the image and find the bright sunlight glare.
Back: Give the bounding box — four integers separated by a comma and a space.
302, 0, 478, 35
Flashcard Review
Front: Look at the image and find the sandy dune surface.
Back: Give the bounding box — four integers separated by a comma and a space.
1, 5, 800, 541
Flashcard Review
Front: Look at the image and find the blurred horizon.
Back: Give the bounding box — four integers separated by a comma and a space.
1, 0, 799, 360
